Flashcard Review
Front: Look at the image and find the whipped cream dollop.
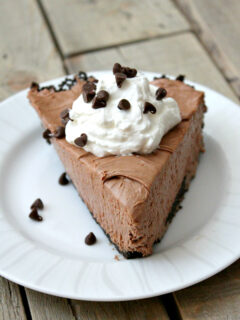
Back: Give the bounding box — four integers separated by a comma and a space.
65, 73, 181, 157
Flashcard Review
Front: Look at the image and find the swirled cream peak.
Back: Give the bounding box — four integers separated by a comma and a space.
65, 73, 181, 157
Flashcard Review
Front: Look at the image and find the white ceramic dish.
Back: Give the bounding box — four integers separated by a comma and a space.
0, 71, 239, 301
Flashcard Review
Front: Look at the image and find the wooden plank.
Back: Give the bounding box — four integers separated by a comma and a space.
174, 259, 240, 320
174, 0, 240, 99
0, 277, 27, 320
0, 0, 64, 101
25, 290, 75, 320
40, 0, 189, 56
70, 297, 169, 320
65, 32, 238, 102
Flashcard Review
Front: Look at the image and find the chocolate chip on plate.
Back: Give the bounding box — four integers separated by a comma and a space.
143, 102, 156, 114
58, 172, 69, 185
176, 74, 185, 82
53, 126, 65, 139
115, 72, 127, 88
29, 208, 43, 222
74, 133, 88, 147
30, 198, 44, 210
156, 88, 167, 100
118, 99, 131, 110
42, 128, 52, 144
85, 232, 96, 245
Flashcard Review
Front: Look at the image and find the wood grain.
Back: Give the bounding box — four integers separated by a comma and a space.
174, 0, 240, 99
25, 290, 75, 320
0, 277, 27, 320
0, 0, 64, 101
65, 32, 238, 102
40, 0, 189, 56
174, 259, 240, 320
70, 297, 169, 320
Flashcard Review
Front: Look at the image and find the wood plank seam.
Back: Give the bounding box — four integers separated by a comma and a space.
173, 0, 240, 101
19, 286, 33, 320
62, 29, 190, 59
35, 0, 68, 72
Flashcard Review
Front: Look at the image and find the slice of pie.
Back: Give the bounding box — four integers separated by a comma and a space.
28, 70, 206, 258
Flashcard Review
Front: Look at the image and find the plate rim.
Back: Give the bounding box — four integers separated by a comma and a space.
0, 71, 239, 301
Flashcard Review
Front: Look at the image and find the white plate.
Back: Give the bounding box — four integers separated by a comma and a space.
0, 71, 239, 301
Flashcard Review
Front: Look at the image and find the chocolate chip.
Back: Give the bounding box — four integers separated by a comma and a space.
92, 90, 109, 109
42, 128, 51, 144
83, 90, 96, 103
85, 232, 96, 245
30, 82, 39, 90
83, 82, 96, 92
82, 82, 97, 103
122, 67, 137, 78
118, 99, 131, 110
176, 74, 185, 82
113, 63, 122, 74
29, 208, 43, 222
112, 63, 137, 78
143, 102, 156, 114
92, 98, 106, 108
60, 109, 69, 120
74, 133, 88, 147
53, 126, 65, 139
156, 87, 167, 100
97, 90, 109, 101
78, 71, 88, 81
60, 109, 70, 125
30, 198, 44, 210
58, 172, 69, 185
115, 72, 127, 88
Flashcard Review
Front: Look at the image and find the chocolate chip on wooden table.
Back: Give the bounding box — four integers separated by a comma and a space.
74, 133, 88, 147
85, 232, 96, 245
53, 126, 65, 139
118, 99, 131, 110
156, 87, 167, 100
92, 90, 109, 109
30, 198, 44, 210
58, 172, 69, 185
29, 208, 43, 222
115, 72, 127, 88
176, 74, 185, 82
143, 102, 156, 114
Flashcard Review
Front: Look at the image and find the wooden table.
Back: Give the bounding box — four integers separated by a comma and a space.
1, 1, 240, 319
